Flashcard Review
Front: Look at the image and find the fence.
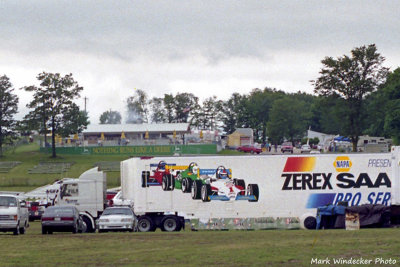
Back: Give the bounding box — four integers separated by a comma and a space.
40, 144, 217, 156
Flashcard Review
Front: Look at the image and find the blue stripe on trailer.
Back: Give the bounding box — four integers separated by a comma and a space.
235, 195, 256, 201
199, 169, 232, 175
147, 182, 161, 186
209, 195, 230, 201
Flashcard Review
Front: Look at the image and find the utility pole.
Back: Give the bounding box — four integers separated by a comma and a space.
84, 97, 88, 113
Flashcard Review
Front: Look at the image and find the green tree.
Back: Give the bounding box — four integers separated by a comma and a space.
174, 92, 200, 123
267, 97, 311, 144
195, 96, 223, 130
24, 72, 84, 158
149, 97, 166, 123
99, 110, 122, 124
59, 103, 89, 137
126, 89, 148, 123
0, 75, 19, 157
220, 93, 249, 134
313, 44, 388, 151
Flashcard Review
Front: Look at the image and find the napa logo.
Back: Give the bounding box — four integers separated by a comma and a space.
334, 156, 352, 172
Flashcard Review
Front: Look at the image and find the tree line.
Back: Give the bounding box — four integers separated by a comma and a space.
1, 44, 400, 157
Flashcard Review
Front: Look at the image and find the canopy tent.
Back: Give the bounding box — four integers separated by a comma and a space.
334, 136, 351, 142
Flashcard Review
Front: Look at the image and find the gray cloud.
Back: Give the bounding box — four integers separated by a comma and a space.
1, 0, 399, 123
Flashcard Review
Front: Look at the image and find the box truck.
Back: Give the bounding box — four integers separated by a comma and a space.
120, 147, 399, 231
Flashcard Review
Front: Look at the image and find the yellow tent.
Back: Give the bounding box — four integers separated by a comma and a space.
73, 133, 79, 140
145, 130, 149, 139
100, 132, 105, 140
121, 131, 126, 139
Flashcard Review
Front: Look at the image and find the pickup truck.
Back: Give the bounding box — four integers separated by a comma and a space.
0, 194, 29, 235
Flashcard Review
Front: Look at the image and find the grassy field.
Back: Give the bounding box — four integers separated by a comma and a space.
0, 143, 246, 192
0, 222, 399, 266
0, 143, 130, 191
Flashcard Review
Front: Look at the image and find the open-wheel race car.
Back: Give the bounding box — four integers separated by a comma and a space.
190, 166, 259, 202
141, 161, 185, 191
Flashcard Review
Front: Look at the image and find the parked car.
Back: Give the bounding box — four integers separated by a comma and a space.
0, 194, 29, 235
301, 144, 311, 153
97, 207, 136, 232
41, 206, 85, 234
281, 142, 294, 153
27, 201, 45, 221
236, 145, 262, 154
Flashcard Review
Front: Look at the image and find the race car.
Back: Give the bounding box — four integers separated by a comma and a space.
177, 162, 233, 193
141, 161, 187, 191
190, 166, 259, 202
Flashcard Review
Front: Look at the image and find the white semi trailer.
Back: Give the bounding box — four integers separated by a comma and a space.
120, 147, 399, 231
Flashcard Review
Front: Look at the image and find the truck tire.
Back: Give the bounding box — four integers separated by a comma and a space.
82, 216, 95, 233
182, 178, 192, 193
138, 216, 155, 232
201, 184, 211, 202
234, 179, 246, 195
161, 216, 180, 232
247, 184, 259, 202
42, 227, 47, 235
191, 180, 202, 199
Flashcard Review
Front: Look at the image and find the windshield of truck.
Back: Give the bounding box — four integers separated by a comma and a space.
60, 183, 79, 199
0, 196, 18, 207
102, 208, 133, 216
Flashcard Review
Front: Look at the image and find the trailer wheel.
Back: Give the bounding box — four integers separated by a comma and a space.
201, 184, 211, 202
138, 216, 155, 232
161, 216, 180, 232
191, 180, 202, 199
162, 175, 170, 191
234, 179, 246, 195
247, 184, 259, 202
303, 216, 316, 230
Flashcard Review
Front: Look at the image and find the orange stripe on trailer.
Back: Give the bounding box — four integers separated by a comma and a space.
165, 165, 188, 170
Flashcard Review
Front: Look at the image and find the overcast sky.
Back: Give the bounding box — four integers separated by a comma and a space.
1, 0, 399, 123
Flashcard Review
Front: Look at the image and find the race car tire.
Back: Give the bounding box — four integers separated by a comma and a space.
141, 171, 150, 187
234, 179, 246, 195
247, 184, 259, 202
162, 175, 170, 191
169, 175, 175, 191
182, 178, 192, 193
191, 180, 202, 199
201, 184, 211, 202
138, 216, 155, 232
161, 216, 180, 232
